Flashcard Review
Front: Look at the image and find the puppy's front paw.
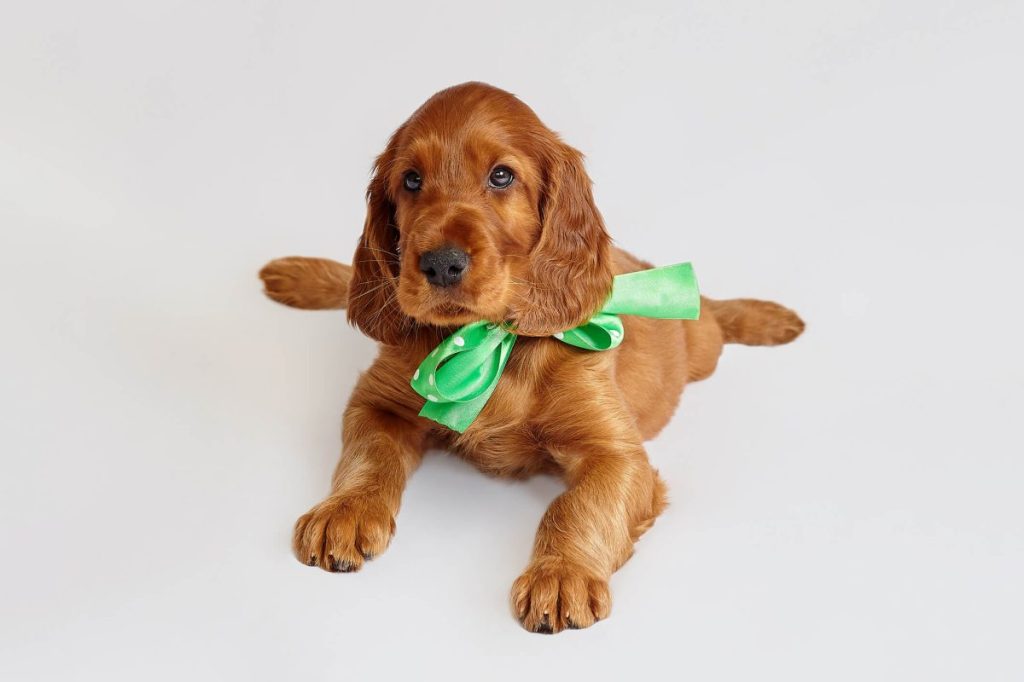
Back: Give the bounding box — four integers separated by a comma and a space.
511, 558, 611, 634
293, 496, 395, 572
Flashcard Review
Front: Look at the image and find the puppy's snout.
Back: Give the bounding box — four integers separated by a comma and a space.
419, 246, 470, 288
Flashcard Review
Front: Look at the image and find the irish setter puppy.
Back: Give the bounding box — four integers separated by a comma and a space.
260, 82, 803, 634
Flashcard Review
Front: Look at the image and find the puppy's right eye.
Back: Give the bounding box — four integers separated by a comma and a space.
403, 171, 422, 192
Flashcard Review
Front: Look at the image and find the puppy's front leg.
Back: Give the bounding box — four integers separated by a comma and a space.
293, 401, 425, 572
512, 415, 665, 633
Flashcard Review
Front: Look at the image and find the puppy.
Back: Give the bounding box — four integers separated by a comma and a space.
260, 82, 803, 634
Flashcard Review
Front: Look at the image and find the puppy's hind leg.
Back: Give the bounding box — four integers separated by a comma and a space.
705, 297, 805, 347
685, 296, 805, 382
682, 298, 726, 382
259, 256, 351, 310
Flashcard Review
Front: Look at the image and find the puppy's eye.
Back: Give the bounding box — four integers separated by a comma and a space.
403, 171, 422, 192
488, 166, 514, 189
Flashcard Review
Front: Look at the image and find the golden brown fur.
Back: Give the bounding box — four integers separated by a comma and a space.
259, 82, 804, 634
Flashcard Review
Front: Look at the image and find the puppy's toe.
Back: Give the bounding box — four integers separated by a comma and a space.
293, 496, 395, 573
511, 559, 610, 634
259, 258, 307, 307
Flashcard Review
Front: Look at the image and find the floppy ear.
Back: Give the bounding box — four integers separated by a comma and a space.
346, 149, 415, 345
513, 142, 613, 336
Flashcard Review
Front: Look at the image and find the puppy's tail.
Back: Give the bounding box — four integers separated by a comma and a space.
259, 256, 351, 310
704, 297, 805, 346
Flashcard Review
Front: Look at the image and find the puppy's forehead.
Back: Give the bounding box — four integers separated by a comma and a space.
401, 125, 514, 171
395, 87, 543, 167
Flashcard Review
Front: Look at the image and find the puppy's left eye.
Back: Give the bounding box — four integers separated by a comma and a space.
403, 171, 422, 192
488, 166, 514, 189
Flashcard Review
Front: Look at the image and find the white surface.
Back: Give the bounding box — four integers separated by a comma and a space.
1, 1, 1022, 680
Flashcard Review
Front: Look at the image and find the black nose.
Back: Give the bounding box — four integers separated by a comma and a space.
419, 246, 470, 287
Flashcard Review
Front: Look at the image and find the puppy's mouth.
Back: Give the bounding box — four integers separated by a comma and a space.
400, 283, 510, 327
414, 300, 484, 326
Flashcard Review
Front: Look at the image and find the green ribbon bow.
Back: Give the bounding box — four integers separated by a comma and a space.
410, 262, 700, 432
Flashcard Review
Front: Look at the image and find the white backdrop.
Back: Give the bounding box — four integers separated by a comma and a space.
1, 1, 1022, 680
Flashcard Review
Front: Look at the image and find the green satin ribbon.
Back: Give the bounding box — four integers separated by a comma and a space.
410, 262, 700, 432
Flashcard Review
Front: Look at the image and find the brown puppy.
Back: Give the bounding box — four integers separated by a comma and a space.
259, 82, 804, 634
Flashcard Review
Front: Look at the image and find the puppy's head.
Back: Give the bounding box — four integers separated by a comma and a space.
348, 82, 612, 345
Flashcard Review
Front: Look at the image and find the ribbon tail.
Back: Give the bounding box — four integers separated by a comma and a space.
418, 379, 501, 433
415, 330, 517, 433
602, 262, 701, 319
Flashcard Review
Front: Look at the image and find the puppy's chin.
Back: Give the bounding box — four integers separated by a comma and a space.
412, 301, 472, 325
402, 295, 507, 328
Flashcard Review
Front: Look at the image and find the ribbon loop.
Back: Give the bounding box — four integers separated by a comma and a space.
411, 321, 515, 404
557, 312, 625, 351
409, 262, 701, 432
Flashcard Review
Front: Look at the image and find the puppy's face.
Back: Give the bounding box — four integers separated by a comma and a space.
348, 83, 613, 345
386, 110, 543, 327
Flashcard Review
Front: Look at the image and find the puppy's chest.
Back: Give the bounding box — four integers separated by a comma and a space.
438, 339, 612, 477
447, 424, 554, 477
442, 365, 552, 477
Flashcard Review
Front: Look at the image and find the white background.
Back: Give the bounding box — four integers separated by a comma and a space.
2, 1, 1022, 680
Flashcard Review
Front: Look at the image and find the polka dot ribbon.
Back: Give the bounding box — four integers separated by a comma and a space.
411, 262, 700, 432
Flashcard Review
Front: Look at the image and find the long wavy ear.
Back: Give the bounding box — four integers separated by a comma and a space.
346, 146, 415, 345
513, 142, 613, 336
